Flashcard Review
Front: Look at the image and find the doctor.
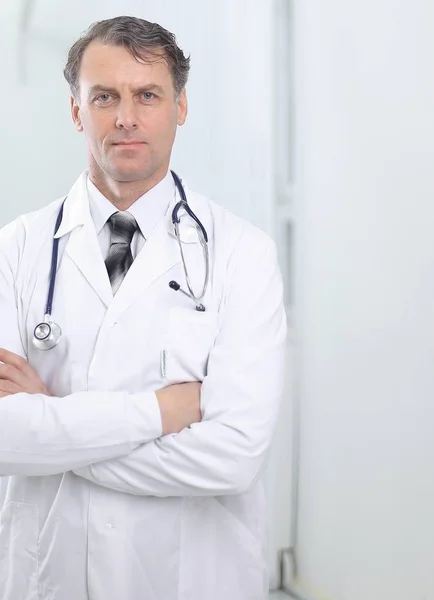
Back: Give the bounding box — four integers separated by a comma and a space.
0, 15, 286, 600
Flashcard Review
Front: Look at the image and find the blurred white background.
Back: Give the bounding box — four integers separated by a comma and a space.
4, 1, 434, 599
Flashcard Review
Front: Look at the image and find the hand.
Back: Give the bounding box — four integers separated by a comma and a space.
156, 382, 202, 436
0, 348, 50, 398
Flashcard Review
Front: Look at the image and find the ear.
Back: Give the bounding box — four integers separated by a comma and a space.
70, 96, 83, 132
176, 89, 188, 126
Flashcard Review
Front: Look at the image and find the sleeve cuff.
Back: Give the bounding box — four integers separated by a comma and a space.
128, 391, 163, 443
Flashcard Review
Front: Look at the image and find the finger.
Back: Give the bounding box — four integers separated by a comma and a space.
0, 363, 30, 389
0, 348, 41, 384
0, 379, 22, 396
0, 364, 49, 395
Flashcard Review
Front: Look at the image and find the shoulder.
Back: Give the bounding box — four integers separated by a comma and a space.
186, 188, 277, 266
0, 197, 64, 276
185, 189, 284, 323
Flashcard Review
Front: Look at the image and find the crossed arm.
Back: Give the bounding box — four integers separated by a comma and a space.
0, 237, 287, 497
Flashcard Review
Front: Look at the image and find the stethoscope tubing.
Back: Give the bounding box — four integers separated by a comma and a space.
45, 201, 65, 316
34, 171, 209, 350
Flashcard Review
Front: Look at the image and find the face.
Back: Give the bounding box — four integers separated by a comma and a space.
71, 42, 187, 185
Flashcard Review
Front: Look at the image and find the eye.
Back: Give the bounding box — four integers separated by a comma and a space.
141, 92, 155, 101
95, 93, 112, 104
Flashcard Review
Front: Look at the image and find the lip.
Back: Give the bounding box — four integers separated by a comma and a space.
113, 141, 145, 148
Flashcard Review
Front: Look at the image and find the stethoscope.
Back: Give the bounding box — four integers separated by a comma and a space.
32, 170, 210, 351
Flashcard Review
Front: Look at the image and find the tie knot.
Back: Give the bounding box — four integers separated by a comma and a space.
107, 211, 138, 245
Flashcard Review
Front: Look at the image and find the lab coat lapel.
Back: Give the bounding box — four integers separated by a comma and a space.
55, 172, 113, 308
64, 221, 113, 308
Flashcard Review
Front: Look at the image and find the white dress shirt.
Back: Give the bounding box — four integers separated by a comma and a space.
86, 170, 176, 260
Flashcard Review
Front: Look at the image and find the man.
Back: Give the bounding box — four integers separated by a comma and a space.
0, 16, 286, 600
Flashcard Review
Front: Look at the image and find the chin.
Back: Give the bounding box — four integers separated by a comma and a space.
109, 165, 152, 183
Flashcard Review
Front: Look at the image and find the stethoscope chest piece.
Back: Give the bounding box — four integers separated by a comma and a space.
32, 317, 62, 351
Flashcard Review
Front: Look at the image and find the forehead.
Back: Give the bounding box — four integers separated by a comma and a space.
79, 41, 173, 89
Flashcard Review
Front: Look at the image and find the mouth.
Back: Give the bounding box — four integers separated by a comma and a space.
113, 141, 146, 149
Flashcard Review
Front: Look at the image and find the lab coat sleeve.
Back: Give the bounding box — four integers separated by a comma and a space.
73, 234, 288, 496
0, 391, 163, 476
0, 219, 163, 477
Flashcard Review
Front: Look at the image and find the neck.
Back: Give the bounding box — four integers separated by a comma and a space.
88, 164, 169, 210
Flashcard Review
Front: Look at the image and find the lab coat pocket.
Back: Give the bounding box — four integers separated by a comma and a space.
0, 501, 39, 600
211, 498, 264, 564
164, 307, 219, 384
206, 498, 267, 596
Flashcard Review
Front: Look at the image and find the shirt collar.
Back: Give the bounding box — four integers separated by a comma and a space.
87, 171, 176, 239
54, 170, 203, 245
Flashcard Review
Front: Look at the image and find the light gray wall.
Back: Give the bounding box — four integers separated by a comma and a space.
294, 1, 434, 598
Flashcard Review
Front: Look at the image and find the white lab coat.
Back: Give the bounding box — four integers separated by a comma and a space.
0, 171, 287, 600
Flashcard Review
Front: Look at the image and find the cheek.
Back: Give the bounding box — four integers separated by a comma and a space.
146, 109, 178, 143
82, 118, 109, 152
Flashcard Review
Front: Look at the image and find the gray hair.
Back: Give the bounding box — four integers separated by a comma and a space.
63, 16, 190, 99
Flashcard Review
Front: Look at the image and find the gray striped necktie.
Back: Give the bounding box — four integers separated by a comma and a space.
105, 211, 139, 294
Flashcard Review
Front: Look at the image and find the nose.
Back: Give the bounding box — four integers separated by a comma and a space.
115, 98, 139, 130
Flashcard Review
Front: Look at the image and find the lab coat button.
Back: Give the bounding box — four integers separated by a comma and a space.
106, 522, 115, 529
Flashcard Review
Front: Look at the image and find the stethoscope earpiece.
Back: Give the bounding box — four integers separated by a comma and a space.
169, 281, 206, 312
170, 171, 209, 311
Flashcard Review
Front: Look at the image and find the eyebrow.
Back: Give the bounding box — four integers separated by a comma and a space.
88, 84, 165, 97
